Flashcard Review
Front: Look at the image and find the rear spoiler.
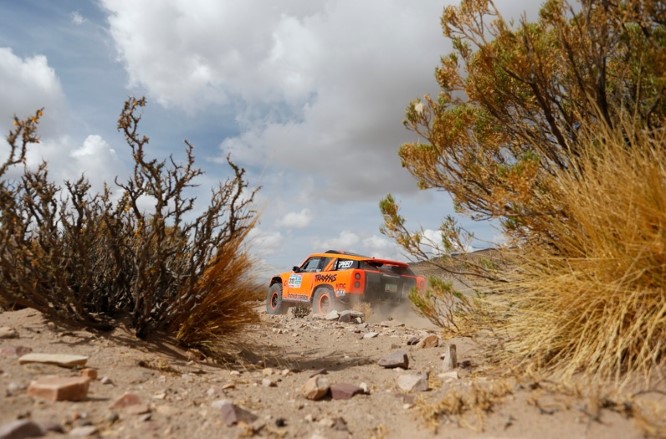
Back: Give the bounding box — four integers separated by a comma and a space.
361, 258, 409, 268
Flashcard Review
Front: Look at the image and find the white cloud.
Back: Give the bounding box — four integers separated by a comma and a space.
0, 47, 67, 137
314, 230, 360, 251
71, 11, 85, 25
277, 208, 313, 229
248, 229, 284, 258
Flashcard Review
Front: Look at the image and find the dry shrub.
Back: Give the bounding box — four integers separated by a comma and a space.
495, 121, 666, 386
170, 229, 260, 359
416, 380, 512, 432
0, 100, 261, 356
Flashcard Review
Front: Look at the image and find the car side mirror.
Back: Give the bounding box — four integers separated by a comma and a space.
292, 266, 301, 273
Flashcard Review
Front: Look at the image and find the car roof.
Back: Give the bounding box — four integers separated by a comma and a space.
308, 250, 409, 267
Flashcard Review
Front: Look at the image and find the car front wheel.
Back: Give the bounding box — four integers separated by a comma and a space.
266, 283, 285, 315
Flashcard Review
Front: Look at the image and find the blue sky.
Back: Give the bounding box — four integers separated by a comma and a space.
0, 1, 529, 277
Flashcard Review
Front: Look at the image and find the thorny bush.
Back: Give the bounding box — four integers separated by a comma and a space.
0, 98, 260, 350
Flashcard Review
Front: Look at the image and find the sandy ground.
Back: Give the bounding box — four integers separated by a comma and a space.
0, 302, 661, 439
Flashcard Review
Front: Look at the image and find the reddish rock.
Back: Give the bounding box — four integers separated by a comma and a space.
111, 392, 142, 409
27, 376, 90, 401
330, 383, 364, 400
301, 376, 330, 401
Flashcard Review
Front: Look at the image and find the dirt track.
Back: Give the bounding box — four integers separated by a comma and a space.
1, 302, 654, 439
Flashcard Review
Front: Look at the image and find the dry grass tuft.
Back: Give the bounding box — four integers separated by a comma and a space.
496, 122, 666, 387
170, 229, 261, 360
416, 380, 512, 432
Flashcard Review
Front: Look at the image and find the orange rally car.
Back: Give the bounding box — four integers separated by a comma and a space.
267, 250, 426, 315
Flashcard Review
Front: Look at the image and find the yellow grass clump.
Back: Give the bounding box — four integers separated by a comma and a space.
496, 121, 666, 386
170, 228, 262, 360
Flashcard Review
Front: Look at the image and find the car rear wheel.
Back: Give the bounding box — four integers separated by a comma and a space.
266, 283, 285, 315
313, 287, 337, 314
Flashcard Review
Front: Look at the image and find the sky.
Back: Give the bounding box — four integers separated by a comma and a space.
0, 1, 537, 278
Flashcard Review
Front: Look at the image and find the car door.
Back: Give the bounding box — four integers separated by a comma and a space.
283, 257, 322, 301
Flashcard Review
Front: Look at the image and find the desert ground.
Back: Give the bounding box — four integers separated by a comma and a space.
2, 289, 662, 439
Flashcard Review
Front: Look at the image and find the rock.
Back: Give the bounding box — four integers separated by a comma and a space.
378, 351, 409, 369
80, 368, 97, 381
27, 376, 90, 401
100, 376, 113, 385
362, 332, 379, 339
301, 376, 330, 401
215, 400, 258, 426
443, 344, 458, 370
416, 334, 439, 349
0, 419, 44, 439
110, 392, 142, 409
396, 373, 429, 392
330, 383, 364, 400
262, 367, 274, 376
261, 378, 276, 387
324, 310, 340, 321
68, 426, 97, 437
406, 336, 420, 346
338, 310, 353, 323
18, 353, 88, 369
459, 359, 472, 369
0, 327, 19, 339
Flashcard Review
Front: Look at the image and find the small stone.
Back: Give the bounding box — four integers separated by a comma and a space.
110, 392, 142, 409
261, 378, 276, 387
0, 327, 19, 339
330, 383, 364, 400
0, 419, 44, 439
362, 332, 379, 339
68, 425, 97, 437
262, 368, 274, 376
396, 373, 429, 392
318, 417, 335, 428
359, 382, 370, 394
275, 418, 287, 428
459, 360, 472, 369
301, 376, 330, 401
443, 344, 458, 370
378, 351, 409, 369
406, 336, 420, 346
416, 334, 439, 349
324, 310, 340, 321
80, 368, 97, 381
100, 376, 113, 385
27, 376, 89, 401
18, 353, 88, 369
215, 400, 258, 426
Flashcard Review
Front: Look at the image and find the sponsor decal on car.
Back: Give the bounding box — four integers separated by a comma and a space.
288, 274, 302, 288
314, 273, 337, 283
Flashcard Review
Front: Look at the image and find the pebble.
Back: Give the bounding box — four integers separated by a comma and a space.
378, 351, 409, 369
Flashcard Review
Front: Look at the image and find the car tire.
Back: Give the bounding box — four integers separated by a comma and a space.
313, 287, 337, 315
266, 283, 285, 315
